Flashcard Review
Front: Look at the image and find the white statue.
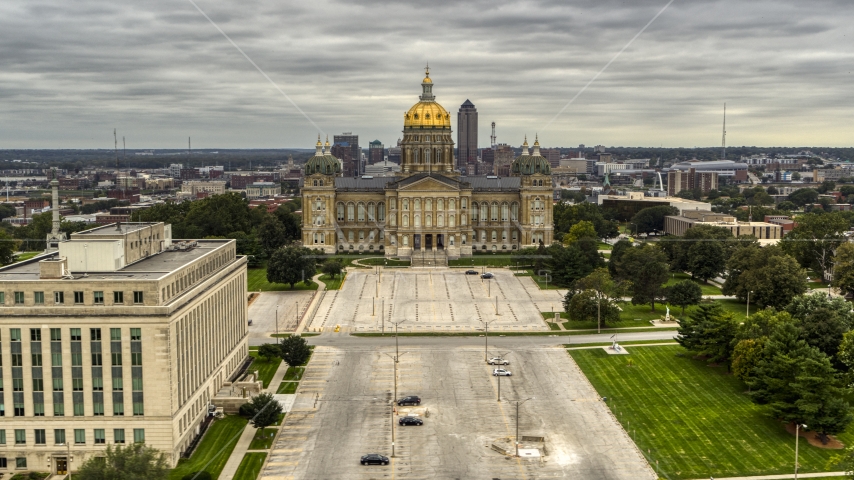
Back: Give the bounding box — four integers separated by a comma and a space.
665, 306, 671, 321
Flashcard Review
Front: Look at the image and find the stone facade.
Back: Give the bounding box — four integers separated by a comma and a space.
301, 71, 554, 260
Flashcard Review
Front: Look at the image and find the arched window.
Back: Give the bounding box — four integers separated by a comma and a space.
315, 198, 323, 211
403, 235, 409, 246
319, 180, 324, 186
347, 203, 355, 222
436, 149, 442, 164
426, 214, 432, 227
337, 203, 345, 222
491, 231, 498, 242
390, 198, 397, 210
437, 198, 443, 211
471, 202, 478, 221
491, 202, 498, 222
461, 198, 467, 209
462, 234, 467, 245
460, 214, 466, 226
390, 213, 397, 226
437, 214, 444, 227
368, 203, 376, 221
449, 198, 455, 210
378, 203, 385, 222
414, 149, 420, 163
480, 203, 488, 223
403, 198, 409, 210
511, 202, 519, 221
448, 214, 455, 227
415, 199, 421, 211
313, 180, 317, 186
512, 231, 518, 242
501, 202, 509, 222
414, 214, 421, 227
425, 149, 431, 164
402, 214, 409, 227
348, 231, 354, 242
426, 198, 432, 211
480, 230, 487, 243
357, 203, 366, 222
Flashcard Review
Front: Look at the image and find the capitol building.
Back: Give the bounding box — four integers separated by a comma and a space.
300, 69, 554, 265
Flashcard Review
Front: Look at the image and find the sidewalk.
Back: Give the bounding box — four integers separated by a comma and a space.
689, 473, 846, 480
295, 274, 326, 335
218, 423, 258, 480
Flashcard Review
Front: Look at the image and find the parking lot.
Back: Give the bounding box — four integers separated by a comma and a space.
260, 344, 655, 479
308, 268, 565, 333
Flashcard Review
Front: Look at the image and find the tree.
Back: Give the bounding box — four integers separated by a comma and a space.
617, 244, 669, 311
818, 180, 837, 194
572, 268, 628, 329
545, 239, 603, 287
553, 202, 619, 237
608, 239, 633, 278
257, 215, 287, 256
321, 259, 343, 279
685, 240, 726, 282
722, 245, 807, 310
279, 335, 311, 367
258, 343, 280, 362
239, 392, 283, 429
666, 280, 702, 314
832, 242, 854, 297
660, 224, 735, 279
732, 338, 765, 385
838, 331, 854, 374
0, 230, 21, 266
798, 307, 847, 361
786, 292, 854, 331
562, 220, 597, 244
566, 290, 621, 326
782, 212, 849, 280
75, 443, 169, 480
791, 171, 802, 181
0, 203, 16, 221
675, 303, 738, 367
629, 205, 678, 234
777, 201, 797, 211
267, 244, 316, 289
749, 322, 852, 441
788, 187, 819, 207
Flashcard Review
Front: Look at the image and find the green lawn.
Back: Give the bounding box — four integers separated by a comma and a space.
566, 339, 678, 348
359, 257, 410, 266
319, 272, 345, 290
543, 310, 652, 330
351, 327, 678, 337
547, 322, 561, 331
283, 367, 304, 381
618, 302, 681, 322
233, 452, 267, 480
521, 269, 563, 290
570, 346, 854, 479
714, 298, 749, 322
169, 415, 249, 480
597, 242, 613, 250
665, 272, 723, 295
248, 427, 278, 450
247, 266, 318, 292
277, 382, 298, 394
13, 251, 42, 262
247, 352, 282, 389
448, 255, 519, 267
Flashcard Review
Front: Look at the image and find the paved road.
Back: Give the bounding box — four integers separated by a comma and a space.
247, 291, 314, 344
260, 343, 656, 480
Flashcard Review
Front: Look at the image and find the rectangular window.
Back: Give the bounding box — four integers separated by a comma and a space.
30, 329, 41, 341
110, 328, 121, 341
92, 353, 102, 366
131, 352, 142, 366
75, 429, 85, 444
70, 328, 81, 341
54, 398, 64, 416
74, 291, 84, 304
133, 291, 144, 304
130, 328, 141, 341
55, 429, 65, 445
93, 291, 104, 304
32, 353, 42, 366
132, 392, 144, 416
0, 458, 5, 468
11, 328, 21, 341
0, 291, 4, 304
91, 329, 101, 341
16, 458, 27, 469
114, 429, 125, 444
54, 291, 64, 304
50, 328, 61, 341
52, 353, 62, 367
0, 430, 5, 444
133, 429, 145, 443
73, 393, 84, 416
32, 378, 43, 391
113, 291, 124, 304
92, 375, 103, 391
34, 291, 44, 304
34, 429, 46, 445
14, 291, 24, 304
94, 429, 105, 444
15, 429, 25, 445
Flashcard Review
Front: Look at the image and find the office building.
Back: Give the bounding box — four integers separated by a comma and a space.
457, 100, 478, 169
245, 182, 281, 200
0, 223, 248, 475
369, 140, 384, 165
333, 133, 360, 177
492, 144, 515, 176
667, 168, 719, 196
597, 192, 711, 221
668, 160, 748, 183
664, 210, 783, 240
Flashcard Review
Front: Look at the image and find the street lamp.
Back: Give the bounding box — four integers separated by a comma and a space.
746, 291, 753, 318
508, 397, 535, 457
478, 319, 497, 362
275, 304, 279, 341
795, 423, 807, 480
383, 347, 408, 458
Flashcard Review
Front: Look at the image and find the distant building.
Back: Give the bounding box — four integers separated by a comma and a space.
560, 158, 595, 175
230, 174, 275, 190
492, 144, 515, 176
481, 148, 495, 167
333, 133, 360, 177
364, 160, 401, 177
369, 140, 384, 165
764, 215, 796, 232
457, 100, 478, 169
540, 149, 561, 168
168, 164, 183, 178
597, 192, 711, 221
665, 210, 783, 241
814, 168, 847, 182
179, 168, 200, 180
249, 197, 292, 213
246, 182, 281, 200
667, 168, 719, 196
668, 160, 748, 183
387, 143, 402, 165
181, 181, 226, 197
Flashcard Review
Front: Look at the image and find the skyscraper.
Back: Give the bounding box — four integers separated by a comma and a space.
369, 140, 384, 164
333, 133, 361, 177
457, 100, 478, 170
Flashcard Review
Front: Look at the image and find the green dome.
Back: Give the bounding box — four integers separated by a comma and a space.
305, 138, 341, 176
511, 154, 551, 175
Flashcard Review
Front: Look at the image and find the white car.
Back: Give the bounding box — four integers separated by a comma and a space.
493, 368, 512, 376
488, 357, 509, 365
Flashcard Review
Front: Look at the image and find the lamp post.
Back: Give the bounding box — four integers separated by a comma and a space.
746, 291, 753, 317
795, 423, 807, 480
510, 397, 535, 457
383, 348, 408, 458
275, 304, 279, 341
479, 319, 497, 362
59, 442, 72, 480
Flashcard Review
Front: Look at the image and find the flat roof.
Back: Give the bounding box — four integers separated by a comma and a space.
71, 222, 160, 237
0, 240, 232, 282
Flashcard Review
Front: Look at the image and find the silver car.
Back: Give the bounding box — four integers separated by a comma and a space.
493, 368, 512, 376
488, 357, 509, 365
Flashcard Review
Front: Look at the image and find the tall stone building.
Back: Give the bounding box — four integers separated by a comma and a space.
457, 99, 478, 169
332, 133, 360, 177
300, 70, 554, 265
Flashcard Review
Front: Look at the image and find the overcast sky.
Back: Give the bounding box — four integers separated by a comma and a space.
1, 0, 852, 150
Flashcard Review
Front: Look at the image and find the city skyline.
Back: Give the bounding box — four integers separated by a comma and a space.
1, 0, 852, 149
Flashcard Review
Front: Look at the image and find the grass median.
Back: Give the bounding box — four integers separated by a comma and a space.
233, 452, 267, 480
169, 415, 249, 480
351, 327, 677, 337
569, 345, 854, 479
247, 351, 282, 389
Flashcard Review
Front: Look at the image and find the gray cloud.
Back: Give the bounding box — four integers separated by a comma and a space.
0, 0, 851, 149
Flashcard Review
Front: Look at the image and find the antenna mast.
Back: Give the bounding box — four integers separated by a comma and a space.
123, 136, 126, 158
490, 122, 496, 148
114, 128, 119, 170
721, 103, 727, 160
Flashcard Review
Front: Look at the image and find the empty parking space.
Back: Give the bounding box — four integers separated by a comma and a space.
259, 345, 655, 479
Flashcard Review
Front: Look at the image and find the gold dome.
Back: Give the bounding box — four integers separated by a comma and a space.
404, 102, 451, 129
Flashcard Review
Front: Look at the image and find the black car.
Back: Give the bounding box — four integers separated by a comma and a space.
397, 395, 421, 406
360, 454, 390, 465
399, 416, 423, 426
481, 272, 494, 279
465, 270, 478, 275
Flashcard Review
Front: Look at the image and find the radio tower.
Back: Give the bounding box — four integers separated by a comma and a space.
721, 103, 727, 160
490, 122, 496, 148
114, 129, 119, 170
